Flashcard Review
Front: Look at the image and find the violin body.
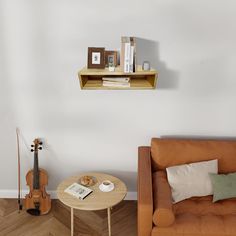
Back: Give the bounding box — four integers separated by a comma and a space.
25, 168, 51, 215
25, 139, 51, 216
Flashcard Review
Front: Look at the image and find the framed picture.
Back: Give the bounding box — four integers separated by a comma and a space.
87, 47, 105, 69
105, 51, 118, 67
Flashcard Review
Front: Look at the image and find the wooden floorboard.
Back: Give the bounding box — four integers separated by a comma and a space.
0, 199, 137, 236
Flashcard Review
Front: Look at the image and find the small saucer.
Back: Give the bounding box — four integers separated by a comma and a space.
99, 183, 114, 192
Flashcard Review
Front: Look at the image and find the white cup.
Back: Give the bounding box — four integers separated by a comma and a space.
99, 180, 114, 192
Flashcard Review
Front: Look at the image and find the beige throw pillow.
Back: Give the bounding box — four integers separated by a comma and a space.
166, 159, 218, 203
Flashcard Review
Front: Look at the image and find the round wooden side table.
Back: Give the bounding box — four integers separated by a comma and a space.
57, 172, 127, 236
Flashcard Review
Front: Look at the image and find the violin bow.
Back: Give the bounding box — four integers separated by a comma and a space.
16, 128, 23, 212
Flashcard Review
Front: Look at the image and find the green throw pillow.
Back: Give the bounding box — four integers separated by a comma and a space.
209, 172, 236, 202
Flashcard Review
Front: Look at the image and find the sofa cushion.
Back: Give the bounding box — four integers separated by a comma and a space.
152, 213, 236, 236
151, 138, 236, 173
210, 172, 236, 202
173, 196, 236, 216
152, 171, 175, 227
166, 159, 218, 203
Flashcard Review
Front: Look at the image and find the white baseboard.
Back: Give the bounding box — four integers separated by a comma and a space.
125, 191, 137, 200
0, 190, 58, 199
0, 190, 137, 200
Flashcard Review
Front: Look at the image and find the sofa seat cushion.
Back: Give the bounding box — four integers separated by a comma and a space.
152, 213, 236, 236
173, 196, 236, 216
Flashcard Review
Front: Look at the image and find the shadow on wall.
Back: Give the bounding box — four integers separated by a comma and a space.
136, 38, 179, 90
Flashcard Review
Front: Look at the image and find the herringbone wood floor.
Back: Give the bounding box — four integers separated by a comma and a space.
0, 199, 137, 236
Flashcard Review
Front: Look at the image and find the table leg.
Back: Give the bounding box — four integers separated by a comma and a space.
71, 207, 74, 236
107, 207, 111, 236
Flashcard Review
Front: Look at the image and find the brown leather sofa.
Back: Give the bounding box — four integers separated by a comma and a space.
138, 138, 236, 236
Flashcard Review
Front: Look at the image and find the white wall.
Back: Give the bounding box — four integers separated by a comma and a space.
1, 0, 236, 197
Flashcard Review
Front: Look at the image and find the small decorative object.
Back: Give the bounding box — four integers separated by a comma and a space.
79, 175, 96, 187
105, 51, 118, 67
87, 47, 105, 69
99, 180, 115, 192
108, 66, 115, 72
142, 61, 150, 71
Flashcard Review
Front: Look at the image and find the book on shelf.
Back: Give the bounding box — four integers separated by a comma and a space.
120, 36, 137, 73
130, 37, 137, 72
120, 36, 129, 72
130, 45, 134, 73
124, 41, 131, 73
103, 80, 130, 88
102, 77, 130, 83
64, 183, 93, 200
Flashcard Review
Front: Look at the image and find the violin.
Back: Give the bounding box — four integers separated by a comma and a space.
25, 138, 51, 215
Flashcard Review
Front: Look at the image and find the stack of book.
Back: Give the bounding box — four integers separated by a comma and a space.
120, 36, 137, 73
102, 77, 130, 88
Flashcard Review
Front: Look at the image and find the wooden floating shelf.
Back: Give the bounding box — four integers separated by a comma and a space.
78, 66, 158, 90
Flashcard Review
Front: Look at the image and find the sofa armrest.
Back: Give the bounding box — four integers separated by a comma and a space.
152, 171, 175, 227
138, 146, 153, 236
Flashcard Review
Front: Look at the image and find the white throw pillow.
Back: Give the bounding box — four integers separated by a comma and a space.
166, 159, 218, 203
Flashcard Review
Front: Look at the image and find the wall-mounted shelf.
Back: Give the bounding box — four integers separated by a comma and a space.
78, 66, 158, 90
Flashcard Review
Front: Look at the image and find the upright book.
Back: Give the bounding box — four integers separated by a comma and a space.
120, 36, 137, 73
124, 42, 131, 73
120, 36, 130, 72
130, 37, 137, 72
